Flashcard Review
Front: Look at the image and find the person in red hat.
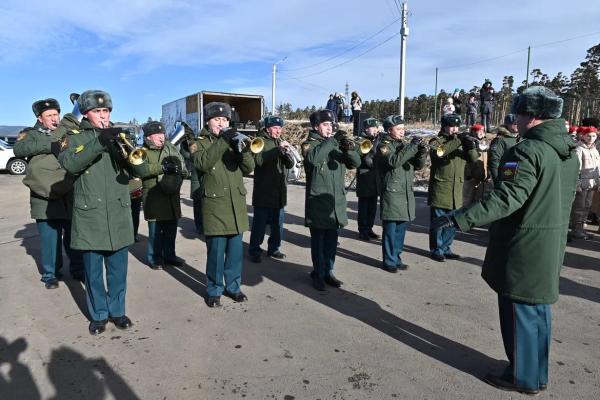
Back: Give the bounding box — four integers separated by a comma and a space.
568, 126, 600, 240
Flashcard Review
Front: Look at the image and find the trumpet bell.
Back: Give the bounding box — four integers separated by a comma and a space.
250, 137, 264, 154
436, 146, 444, 157
128, 148, 147, 166
358, 139, 373, 155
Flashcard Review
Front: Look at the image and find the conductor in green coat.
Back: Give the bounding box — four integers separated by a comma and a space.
192, 102, 255, 308
131, 121, 187, 270
433, 87, 578, 395
376, 115, 427, 272
14, 99, 83, 288
59, 90, 134, 335
302, 110, 361, 291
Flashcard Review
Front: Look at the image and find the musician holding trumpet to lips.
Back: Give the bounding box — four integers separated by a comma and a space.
58, 90, 135, 335
248, 116, 295, 263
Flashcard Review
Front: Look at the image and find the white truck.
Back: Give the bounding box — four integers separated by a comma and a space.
161, 91, 265, 139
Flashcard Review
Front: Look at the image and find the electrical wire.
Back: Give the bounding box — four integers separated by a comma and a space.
281, 17, 400, 72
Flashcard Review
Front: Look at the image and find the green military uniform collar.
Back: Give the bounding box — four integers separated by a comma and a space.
523, 118, 575, 159
308, 130, 325, 141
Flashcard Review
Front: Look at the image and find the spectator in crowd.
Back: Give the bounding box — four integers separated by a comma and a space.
463, 124, 491, 206
452, 89, 462, 115
351, 91, 362, 129
480, 79, 496, 133
326, 94, 337, 118
568, 126, 600, 241
466, 93, 478, 126
442, 98, 455, 116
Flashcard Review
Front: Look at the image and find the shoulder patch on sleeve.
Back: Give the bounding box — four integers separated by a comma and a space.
499, 161, 519, 180
378, 144, 391, 155
59, 137, 69, 151
75, 144, 85, 154
301, 142, 311, 157
189, 142, 198, 154
17, 131, 27, 141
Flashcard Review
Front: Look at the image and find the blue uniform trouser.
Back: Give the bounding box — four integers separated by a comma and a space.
357, 196, 377, 234
147, 220, 177, 264
82, 247, 128, 321
36, 219, 83, 282
498, 295, 551, 391
429, 207, 456, 256
130, 199, 142, 239
382, 220, 409, 268
249, 207, 284, 257
205, 234, 243, 297
309, 228, 338, 278
193, 197, 203, 234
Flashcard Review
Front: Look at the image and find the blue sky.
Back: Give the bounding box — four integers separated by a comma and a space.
0, 0, 597, 126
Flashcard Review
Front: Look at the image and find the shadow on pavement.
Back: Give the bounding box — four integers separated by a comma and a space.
0, 336, 41, 400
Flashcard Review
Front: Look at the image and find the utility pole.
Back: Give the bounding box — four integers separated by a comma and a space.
398, 1, 409, 117
525, 46, 531, 88
345, 81, 349, 103
433, 67, 438, 125
272, 56, 287, 115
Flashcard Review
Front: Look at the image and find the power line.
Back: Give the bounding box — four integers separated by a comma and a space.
441, 30, 600, 71
291, 31, 400, 79
281, 17, 400, 72
278, 71, 330, 92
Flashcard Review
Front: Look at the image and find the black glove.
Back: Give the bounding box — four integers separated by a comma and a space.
50, 141, 62, 157
333, 130, 348, 141
98, 127, 121, 147
339, 136, 355, 152
219, 127, 238, 143
461, 136, 477, 150
161, 157, 181, 175
431, 214, 457, 231
410, 136, 423, 146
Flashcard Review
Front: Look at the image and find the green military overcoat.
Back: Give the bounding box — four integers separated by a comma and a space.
14, 119, 76, 220
487, 126, 519, 182
454, 119, 579, 304
376, 135, 427, 221
131, 139, 187, 221
192, 129, 254, 236
302, 131, 361, 229
428, 134, 479, 209
252, 130, 294, 209
58, 119, 134, 251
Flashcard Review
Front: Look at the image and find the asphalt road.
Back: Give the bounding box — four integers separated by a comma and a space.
0, 173, 598, 399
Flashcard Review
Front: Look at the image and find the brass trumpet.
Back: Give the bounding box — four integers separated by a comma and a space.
115, 132, 147, 166
232, 134, 264, 154
337, 135, 373, 154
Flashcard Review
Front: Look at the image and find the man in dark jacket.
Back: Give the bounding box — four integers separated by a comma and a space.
192, 102, 255, 308
131, 121, 187, 270
480, 79, 496, 133
428, 113, 479, 261
14, 98, 83, 288
248, 116, 295, 263
488, 114, 520, 183
376, 116, 427, 272
356, 117, 381, 240
302, 110, 361, 290
433, 87, 578, 395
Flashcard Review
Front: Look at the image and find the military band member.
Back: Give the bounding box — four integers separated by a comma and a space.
302, 110, 361, 291
433, 87, 577, 395
192, 102, 254, 308
14, 98, 83, 288
356, 117, 381, 241
59, 90, 134, 335
488, 114, 520, 183
428, 113, 479, 262
131, 121, 187, 269
376, 116, 427, 272
248, 116, 294, 263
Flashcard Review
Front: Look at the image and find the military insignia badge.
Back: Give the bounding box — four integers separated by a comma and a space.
500, 161, 518, 180
75, 145, 85, 153
379, 145, 390, 155
59, 138, 68, 151
17, 131, 27, 141
189, 142, 198, 154
71, 129, 80, 134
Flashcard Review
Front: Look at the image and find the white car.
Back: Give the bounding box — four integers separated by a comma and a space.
0, 139, 28, 175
